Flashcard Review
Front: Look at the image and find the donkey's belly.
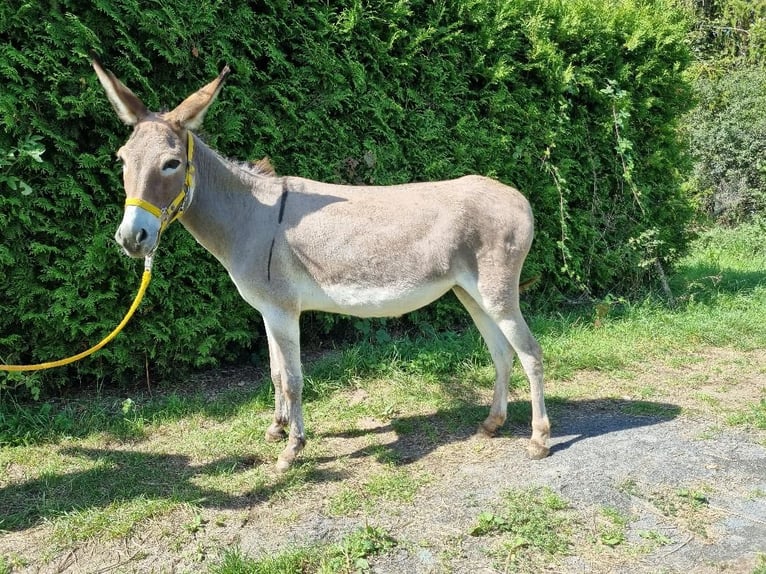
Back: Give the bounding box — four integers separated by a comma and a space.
303, 278, 454, 318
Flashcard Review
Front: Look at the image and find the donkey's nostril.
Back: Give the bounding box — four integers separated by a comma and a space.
136, 228, 148, 244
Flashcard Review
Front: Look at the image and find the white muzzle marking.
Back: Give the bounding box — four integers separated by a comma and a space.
115, 204, 162, 258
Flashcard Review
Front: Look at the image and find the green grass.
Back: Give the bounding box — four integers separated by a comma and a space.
328, 465, 429, 516
51, 496, 179, 544
208, 525, 395, 574
728, 399, 766, 429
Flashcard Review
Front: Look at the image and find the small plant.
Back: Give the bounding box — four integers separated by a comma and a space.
617, 478, 641, 497
676, 488, 710, 509
470, 487, 572, 568
184, 513, 207, 534
639, 529, 674, 547
321, 525, 396, 574
597, 507, 629, 547
471, 511, 511, 536
208, 526, 395, 574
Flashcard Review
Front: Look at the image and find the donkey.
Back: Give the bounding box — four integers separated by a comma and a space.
92, 60, 550, 471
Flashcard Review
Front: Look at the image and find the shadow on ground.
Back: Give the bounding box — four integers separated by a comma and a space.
317, 397, 682, 464
0, 397, 680, 532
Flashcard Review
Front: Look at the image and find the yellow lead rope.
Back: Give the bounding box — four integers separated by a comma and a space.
0, 258, 153, 372
1, 133, 193, 373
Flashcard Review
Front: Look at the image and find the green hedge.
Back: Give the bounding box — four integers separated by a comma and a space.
0, 0, 694, 396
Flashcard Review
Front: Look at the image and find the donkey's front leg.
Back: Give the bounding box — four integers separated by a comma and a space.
263, 312, 306, 472
264, 323, 288, 442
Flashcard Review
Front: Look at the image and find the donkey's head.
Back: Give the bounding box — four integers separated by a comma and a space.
93, 60, 230, 258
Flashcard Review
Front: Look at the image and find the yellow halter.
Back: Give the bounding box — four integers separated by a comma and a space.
124, 132, 195, 232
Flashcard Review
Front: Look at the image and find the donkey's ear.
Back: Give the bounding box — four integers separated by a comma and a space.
165, 65, 231, 130
92, 58, 149, 126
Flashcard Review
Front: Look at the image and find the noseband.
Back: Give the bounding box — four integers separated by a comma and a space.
124, 132, 195, 233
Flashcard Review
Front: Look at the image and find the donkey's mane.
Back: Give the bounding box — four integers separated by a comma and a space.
197, 134, 276, 179
245, 156, 276, 177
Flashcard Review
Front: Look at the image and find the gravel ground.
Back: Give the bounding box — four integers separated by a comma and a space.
2, 351, 765, 573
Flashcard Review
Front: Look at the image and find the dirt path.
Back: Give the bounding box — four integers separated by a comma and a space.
2, 349, 765, 573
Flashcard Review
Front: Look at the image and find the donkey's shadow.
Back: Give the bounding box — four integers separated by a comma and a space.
0, 397, 679, 532
315, 397, 682, 465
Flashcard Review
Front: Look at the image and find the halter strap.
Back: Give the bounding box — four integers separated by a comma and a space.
124, 132, 195, 233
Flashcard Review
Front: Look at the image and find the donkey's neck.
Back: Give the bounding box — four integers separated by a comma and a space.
178, 136, 281, 267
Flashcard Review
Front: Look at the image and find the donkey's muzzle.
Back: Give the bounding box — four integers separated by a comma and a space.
116, 205, 161, 258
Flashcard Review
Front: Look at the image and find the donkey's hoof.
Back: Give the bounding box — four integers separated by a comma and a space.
477, 423, 497, 437
275, 456, 292, 473
527, 441, 550, 460
265, 425, 287, 443
478, 414, 505, 437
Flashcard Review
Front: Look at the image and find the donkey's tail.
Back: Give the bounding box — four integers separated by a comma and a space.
519, 274, 541, 293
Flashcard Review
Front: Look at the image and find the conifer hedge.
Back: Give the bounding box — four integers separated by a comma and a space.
0, 0, 694, 395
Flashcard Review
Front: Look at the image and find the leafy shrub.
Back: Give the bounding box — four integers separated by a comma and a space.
682, 0, 766, 223
685, 0, 766, 68
0, 0, 694, 396
685, 66, 766, 223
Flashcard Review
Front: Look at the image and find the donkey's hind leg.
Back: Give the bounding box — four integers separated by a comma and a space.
496, 311, 549, 459
456, 281, 550, 460
453, 287, 513, 436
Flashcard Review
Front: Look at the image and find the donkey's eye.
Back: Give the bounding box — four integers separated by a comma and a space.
162, 159, 182, 173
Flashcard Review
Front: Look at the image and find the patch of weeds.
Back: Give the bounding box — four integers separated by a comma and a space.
0, 554, 27, 574
638, 529, 674, 547
646, 485, 714, 538
208, 525, 395, 574
51, 496, 179, 545
616, 477, 641, 497
652, 488, 703, 517
328, 486, 364, 516
209, 545, 311, 574
322, 525, 396, 573
728, 399, 766, 429
327, 466, 427, 516
470, 487, 572, 570
676, 488, 710, 508
364, 466, 424, 502
596, 506, 629, 547
753, 553, 766, 574
185, 512, 208, 534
